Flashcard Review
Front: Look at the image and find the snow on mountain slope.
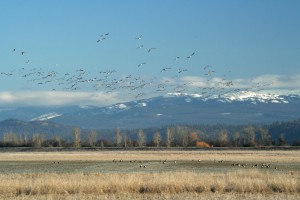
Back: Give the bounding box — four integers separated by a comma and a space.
24, 91, 300, 120
93, 90, 299, 116
1, 90, 300, 129
165, 91, 292, 104
222, 91, 289, 103
30, 112, 62, 121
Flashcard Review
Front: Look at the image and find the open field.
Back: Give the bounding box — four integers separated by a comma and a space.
0, 149, 299, 199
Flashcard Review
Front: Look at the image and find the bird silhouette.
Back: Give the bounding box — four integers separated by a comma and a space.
187, 52, 195, 58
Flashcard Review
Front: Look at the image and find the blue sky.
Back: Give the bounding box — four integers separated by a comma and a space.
0, 1, 300, 106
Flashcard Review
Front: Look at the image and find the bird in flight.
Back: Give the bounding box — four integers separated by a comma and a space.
138, 62, 146, 67
205, 70, 216, 76
100, 33, 110, 37
97, 32, 109, 42
161, 67, 172, 72
135, 35, 143, 40
148, 48, 156, 53
187, 52, 195, 59
97, 37, 107, 42
177, 68, 188, 73
203, 65, 212, 70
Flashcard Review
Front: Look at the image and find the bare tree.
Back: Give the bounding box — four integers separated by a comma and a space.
137, 129, 146, 147
32, 133, 44, 147
166, 127, 174, 147
123, 133, 128, 148
3, 132, 19, 146
171, 126, 190, 147
20, 133, 29, 146
233, 131, 240, 147
115, 128, 122, 147
278, 133, 286, 146
179, 127, 190, 147
217, 130, 228, 147
240, 131, 247, 147
88, 130, 97, 147
174, 126, 182, 147
73, 128, 81, 148
258, 127, 271, 146
189, 131, 198, 146
243, 126, 256, 147
53, 136, 63, 147
153, 131, 162, 147
100, 140, 104, 148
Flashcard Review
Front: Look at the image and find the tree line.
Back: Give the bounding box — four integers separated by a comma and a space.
1, 119, 300, 148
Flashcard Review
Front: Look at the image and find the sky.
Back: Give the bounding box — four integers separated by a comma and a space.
0, 0, 300, 106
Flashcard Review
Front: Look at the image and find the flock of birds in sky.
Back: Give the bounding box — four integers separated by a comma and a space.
1, 32, 271, 100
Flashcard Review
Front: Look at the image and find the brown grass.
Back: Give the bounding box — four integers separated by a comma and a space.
0, 150, 299, 199
0, 170, 299, 199
0, 150, 299, 163
2, 193, 300, 200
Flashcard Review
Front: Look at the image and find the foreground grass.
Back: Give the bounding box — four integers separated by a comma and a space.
0, 170, 299, 199
0, 150, 299, 199
3, 193, 300, 200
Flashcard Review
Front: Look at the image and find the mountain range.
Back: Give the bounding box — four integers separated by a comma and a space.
0, 91, 300, 129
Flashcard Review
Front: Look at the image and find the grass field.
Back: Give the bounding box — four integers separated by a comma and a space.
0, 149, 299, 199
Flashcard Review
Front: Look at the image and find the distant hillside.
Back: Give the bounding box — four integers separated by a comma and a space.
0, 91, 300, 129
0, 119, 75, 141
50, 92, 300, 129
0, 118, 299, 146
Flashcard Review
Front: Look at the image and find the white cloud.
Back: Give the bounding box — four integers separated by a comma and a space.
181, 76, 207, 87
244, 74, 300, 89
1, 73, 300, 107
181, 74, 300, 90
0, 91, 121, 106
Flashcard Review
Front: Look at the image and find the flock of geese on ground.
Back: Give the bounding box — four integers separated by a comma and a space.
1, 33, 271, 99
48, 158, 294, 174
110, 159, 281, 171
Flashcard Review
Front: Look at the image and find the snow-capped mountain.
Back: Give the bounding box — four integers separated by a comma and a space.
30, 112, 62, 121
165, 91, 291, 104
0, 91, 300, 129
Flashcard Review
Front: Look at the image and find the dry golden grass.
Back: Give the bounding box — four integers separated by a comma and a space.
0, 170, 299, 199
2, 194, 300, 200
0, 150, 299, 163
3, 193, 300, 200
0, 150, 299, 199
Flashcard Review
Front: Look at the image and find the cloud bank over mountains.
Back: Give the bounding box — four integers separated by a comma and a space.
0, 74, 299, 107
0, 91, 120, 107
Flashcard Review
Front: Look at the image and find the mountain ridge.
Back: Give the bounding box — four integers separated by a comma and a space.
0, 91, 300, 129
